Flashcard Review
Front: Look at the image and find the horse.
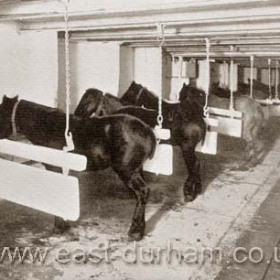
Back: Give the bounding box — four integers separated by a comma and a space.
179, 83, 265, 167
0, 95, 157, 241
75, 83, 207, 203
238, 79, 268, 99
210, 81, 268, 100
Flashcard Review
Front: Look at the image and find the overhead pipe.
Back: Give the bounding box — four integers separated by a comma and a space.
169, 51, 280, 58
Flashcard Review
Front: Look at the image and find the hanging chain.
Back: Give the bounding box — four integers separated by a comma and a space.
156, 23, 165, 128
268, 58, 272, 100
276, 60, 279, 100
62, 0, 74, 153
229, 57, 234, 111
250, 55, 254, 99
203, 38, 210, 118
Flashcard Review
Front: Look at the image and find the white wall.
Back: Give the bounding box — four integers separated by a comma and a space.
134, 47, 163, 98
58, 41, 121, 112
168, 56, 189, 101
0, 22, 58, 107
119, 46, 134, 96
218, 62, 238, 91
261, 68, 276, 87
243, 67, 257, 84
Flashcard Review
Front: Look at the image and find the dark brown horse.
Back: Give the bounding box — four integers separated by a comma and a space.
179, 84, 265, 167
210, 80, 268, 100
0, 95, 157, 241
75, 82, 206, 202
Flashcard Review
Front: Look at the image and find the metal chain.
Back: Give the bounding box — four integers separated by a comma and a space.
276, 60, 279, 100
62, 0, 74, 153
268, 58, 272, 100
229, 58, 234, 111
250, 55, 254, 98
156, 23, 164, 128
203, 38, 210, 118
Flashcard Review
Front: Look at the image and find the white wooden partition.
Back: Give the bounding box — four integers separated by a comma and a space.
0, 139, 87, 221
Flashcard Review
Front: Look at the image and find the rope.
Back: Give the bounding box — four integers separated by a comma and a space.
11, 100, 20, 138
229, 58, 234, 111
62, 0, 74, 154
203, 38, 210, 118
250, 55, 254, 98
275, 60, 279, 100
156, 23, 165, 128
268, 58, 272, 100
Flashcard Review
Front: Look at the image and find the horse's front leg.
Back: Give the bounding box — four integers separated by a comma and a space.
44, 164, 71, 234
180, 141, 202, 202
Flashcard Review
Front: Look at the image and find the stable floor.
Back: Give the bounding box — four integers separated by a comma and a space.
0, 118, 280, 280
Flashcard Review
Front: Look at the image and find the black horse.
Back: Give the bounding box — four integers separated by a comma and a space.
179, 83, 265, 167
74, 82, 206, 202
210, 81, 268, 100
0, 95, 157, 241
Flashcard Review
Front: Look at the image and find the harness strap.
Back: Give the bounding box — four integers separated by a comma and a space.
11, 100, 20, 137
136, 88, 145, 105
94, 93, 106, 117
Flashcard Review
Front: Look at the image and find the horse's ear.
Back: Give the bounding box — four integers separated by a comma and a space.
15, 95, 19, 101
2, 95, 7, 102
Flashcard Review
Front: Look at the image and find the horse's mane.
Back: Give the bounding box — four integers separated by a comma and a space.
21, 99, 66, 117
104, 92, 121, 102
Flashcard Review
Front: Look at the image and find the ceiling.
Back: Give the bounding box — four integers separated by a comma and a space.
1, 0, 280, 65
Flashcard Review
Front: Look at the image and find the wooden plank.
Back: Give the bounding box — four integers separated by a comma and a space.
209, 107, 243, 119
204, 117, 219, 127
266, 105, 280, 117
144, 144, 173, 175
195, 130, 218, 155
0, 139, 87, 171
153, 128, 171, 140
211, 116, 242, 138
256, 98, 274, 105
0, 158, 80, 221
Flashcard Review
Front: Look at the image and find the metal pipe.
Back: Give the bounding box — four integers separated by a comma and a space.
169, 51, 280, 58
268, 58, 272, 99
276, 60, 279, 99
250, 55, 254, 98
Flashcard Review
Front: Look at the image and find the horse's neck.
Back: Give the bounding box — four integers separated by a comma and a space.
16, 101, 72, 142
208, 95, 230, 109
104, 94, 123, 113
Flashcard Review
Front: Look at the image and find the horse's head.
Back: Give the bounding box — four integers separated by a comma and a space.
121, 81, 159, 109
179, 83, 206, 106
74, 88, 104, 118
0, 95, 18, 139
120, 81, 143, 105
103, 93, 124, 114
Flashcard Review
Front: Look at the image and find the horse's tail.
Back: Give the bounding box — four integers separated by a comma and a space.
257, 104, 267, 129
201, 127, 206, 146
200, 119, 207, 146
148, 128, 157, 159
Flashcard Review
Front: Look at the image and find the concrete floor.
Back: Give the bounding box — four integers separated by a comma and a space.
0, 118, 280, 279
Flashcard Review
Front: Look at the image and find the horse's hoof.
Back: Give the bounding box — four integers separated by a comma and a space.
128, 232, 143, 242
184, 193, 196, 203
231, 165, 250, 172
128, 223, 145, 241
53, 224, 70, 235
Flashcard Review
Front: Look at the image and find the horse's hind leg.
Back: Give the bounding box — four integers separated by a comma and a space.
181, 141, 202, 202
115, 168, 150, 241
53, 216, 70, 234
242, 118, 263, 168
